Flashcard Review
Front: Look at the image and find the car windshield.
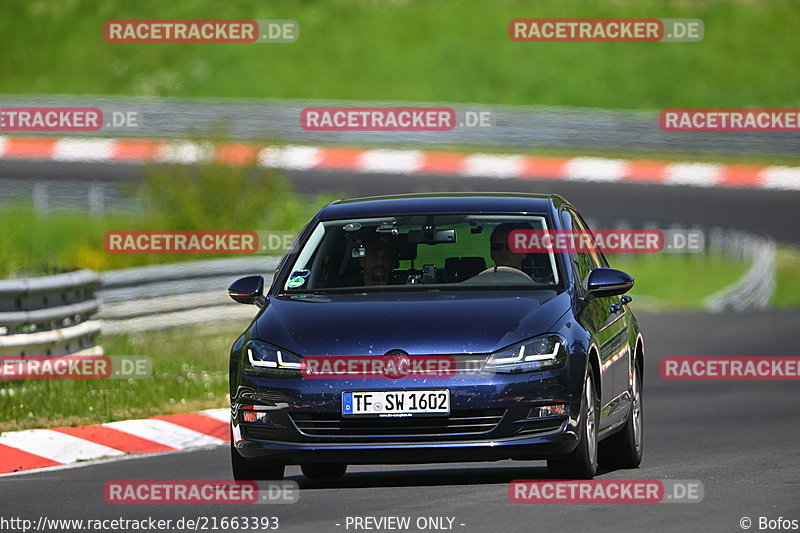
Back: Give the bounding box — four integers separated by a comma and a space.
282, 214, 560, 293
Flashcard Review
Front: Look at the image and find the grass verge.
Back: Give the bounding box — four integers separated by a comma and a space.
609, 253, 749, 310
0, 0, 798, 110
0, 326, 240, 433
773, 247, 800, 308
0, 160, 338, 277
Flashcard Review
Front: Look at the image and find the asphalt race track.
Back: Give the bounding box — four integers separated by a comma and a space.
2, 310, 799, 533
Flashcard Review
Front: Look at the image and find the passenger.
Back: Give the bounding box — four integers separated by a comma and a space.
489, 223, 530, 271
360, 235, 400, 286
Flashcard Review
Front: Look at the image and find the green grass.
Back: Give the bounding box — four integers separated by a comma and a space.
0, 202, 311, 277
0, 326, 239, 433
773, 247, 800, 308
1, 0, 798, 110
0, 161, 338, 278
609, 253, 749, 310
0, 205, 137, 277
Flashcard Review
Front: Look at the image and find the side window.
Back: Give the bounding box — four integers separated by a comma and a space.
572, 211, 608, 270
561, 208, 593, 291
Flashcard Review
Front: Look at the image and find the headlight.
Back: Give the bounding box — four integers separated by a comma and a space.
484, 335, 567, 374
244, 340, 302, 377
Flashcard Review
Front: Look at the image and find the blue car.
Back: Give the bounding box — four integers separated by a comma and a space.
227, 193, 644, 480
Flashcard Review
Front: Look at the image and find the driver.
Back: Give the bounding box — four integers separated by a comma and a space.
360, 235, 400, 286
490, 222, 530, 271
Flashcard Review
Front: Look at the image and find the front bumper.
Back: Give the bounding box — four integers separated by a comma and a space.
236, 433, 579, 464
231, 366, 584, 465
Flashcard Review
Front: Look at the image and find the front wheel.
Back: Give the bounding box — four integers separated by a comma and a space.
599, 362, 643, 469
547, 370, 598, 479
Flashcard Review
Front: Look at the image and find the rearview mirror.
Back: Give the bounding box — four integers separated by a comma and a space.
586, 268, 634, 299
407, 228, 456, 245
228, 275, 265, 306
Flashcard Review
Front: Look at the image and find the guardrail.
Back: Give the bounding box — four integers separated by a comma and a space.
0, 269, 103, 356
97, 257, 280, 334
703, 229, 776, 312
584, 219, 776, 312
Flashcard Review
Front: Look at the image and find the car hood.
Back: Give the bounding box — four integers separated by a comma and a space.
254, 290, 570, 355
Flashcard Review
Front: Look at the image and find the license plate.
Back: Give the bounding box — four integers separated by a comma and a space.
342, 390, 450, 417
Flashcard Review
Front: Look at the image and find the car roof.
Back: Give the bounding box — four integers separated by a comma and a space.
317, 192, 566, 220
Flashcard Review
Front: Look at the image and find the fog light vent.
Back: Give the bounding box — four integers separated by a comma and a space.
241, 407, 270, 423
528, 403, 568, 418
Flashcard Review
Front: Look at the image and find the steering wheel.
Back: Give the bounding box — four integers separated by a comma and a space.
476, 266, 531, 279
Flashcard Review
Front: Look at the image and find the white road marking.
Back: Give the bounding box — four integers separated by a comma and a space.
563, 157, 627, 182
462, 154, 524, 178
103, 419, 225, 449
0, 429, 124, 463
359, 149, 422, 174
257, 145, 322, 170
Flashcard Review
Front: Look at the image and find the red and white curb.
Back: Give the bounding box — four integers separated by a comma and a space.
1, 136, 799, 191
0, 408, 229, 475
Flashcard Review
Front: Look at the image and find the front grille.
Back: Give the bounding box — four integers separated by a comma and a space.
289, 409, 505, 438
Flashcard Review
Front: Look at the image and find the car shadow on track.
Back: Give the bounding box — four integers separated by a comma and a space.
286, 465, 618, 490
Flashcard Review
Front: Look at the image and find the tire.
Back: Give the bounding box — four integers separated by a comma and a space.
301, 463, 348, 479
231, 439, 285, 481
599, 361, 643, 469
547, 370, 598, 479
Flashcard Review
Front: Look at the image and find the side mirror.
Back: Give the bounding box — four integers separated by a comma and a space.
228, 275, 265, 306
586, 268, 634, 299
